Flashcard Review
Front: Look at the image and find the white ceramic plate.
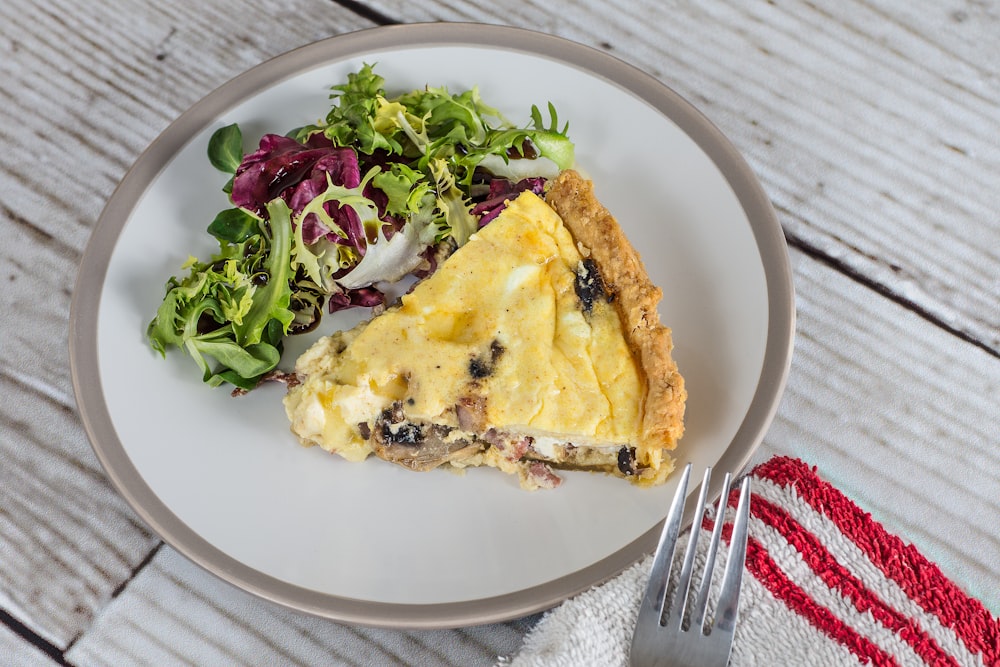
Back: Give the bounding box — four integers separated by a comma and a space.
70, 24, 794, 628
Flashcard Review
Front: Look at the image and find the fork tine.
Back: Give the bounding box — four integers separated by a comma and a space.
665, 467, 713, 628
636, 463, 692, 629
713, 476, 752, 636
691, 472, 733, 631
630, 468, 751, 667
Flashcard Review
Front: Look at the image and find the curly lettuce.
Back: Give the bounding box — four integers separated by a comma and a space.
147, 200, 294, 390
148, 63, 574, 391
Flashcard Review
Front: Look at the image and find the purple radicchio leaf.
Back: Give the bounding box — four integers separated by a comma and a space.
471, 177, 547, 227
231, 133, 366, 245
327, 285, 386, 314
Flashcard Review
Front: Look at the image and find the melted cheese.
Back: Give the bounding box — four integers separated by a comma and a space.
284, 191, 644, 461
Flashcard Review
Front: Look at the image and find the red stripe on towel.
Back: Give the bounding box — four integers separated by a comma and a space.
745, 494, 960, 667
752, 457, 1000, 666
723, 524, 901, 667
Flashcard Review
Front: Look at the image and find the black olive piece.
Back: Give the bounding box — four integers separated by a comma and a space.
617, 446, 638, 476
380, 420, 424, 446
574, 258, 609, 315
377, 403, 424, 446
469, 338, 506, 379
469, 357, 491, 379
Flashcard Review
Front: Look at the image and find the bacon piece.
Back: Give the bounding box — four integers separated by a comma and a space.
525, 462, 562, 489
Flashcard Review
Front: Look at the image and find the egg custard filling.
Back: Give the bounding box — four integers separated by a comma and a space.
283, 170, 686, 489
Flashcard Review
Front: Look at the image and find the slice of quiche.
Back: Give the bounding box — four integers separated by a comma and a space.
283, 170, 686, 489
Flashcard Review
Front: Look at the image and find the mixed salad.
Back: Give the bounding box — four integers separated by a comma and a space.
147, 64, 575, 391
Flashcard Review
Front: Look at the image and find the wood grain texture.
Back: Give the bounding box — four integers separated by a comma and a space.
365, 0, 1000, 355
65, 547, 534, 666
0, 0, 375, 650
0, 369, 160, 649
0, 622, 54, 667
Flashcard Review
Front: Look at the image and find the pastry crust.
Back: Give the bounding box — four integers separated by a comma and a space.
546, 170, 686, 464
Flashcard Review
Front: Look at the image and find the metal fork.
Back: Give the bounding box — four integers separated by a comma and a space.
629, 464, 752, 667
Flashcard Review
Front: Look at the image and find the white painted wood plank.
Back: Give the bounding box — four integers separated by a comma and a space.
0, 374, 160, 649
1, 186, 155, 649
364, 0, 1000, 354
0, 623, 53, 667
65, 546, 533, 667
0, 0, 376, 254
1, 225, 78, 407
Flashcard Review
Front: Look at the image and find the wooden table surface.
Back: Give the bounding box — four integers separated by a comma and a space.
3, 1, 998, 664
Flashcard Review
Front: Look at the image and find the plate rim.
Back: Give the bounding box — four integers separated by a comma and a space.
69, 22, 795, 629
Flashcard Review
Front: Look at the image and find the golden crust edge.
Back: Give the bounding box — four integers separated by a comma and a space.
545, 170, 687, 462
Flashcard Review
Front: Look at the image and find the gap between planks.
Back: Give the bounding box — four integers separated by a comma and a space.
329, 0, 400, 26
0, 606, 72, 666
0, 544, 165, 666
781, 220, 1000, 362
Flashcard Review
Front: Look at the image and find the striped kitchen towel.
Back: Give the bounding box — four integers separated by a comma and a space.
503, 456, 1000, 667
